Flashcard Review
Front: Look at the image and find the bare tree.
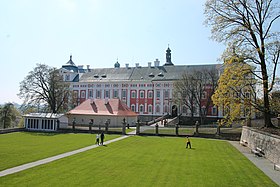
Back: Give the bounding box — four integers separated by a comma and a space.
173, 68, 219, 124
18, 64, 70, 113
205, 0, 280, 127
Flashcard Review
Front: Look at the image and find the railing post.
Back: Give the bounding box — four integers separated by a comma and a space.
72, 118, 76, 132
89, 119, 93, 133
175, 123, 179, 136
155, 123, 159, 135
136, 119, 140, 135
194, 121, 199, 135
122, 118, 126, 135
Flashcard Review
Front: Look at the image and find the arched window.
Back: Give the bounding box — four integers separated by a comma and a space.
156, 105, 160, 113
164, 105, 169, 113
148, 105, 153, 113
139, 104, 144, 113
131, 104, 135, 112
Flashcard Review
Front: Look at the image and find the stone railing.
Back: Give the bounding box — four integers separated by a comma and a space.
240, 126, 280, 165
0, 128, 25, 134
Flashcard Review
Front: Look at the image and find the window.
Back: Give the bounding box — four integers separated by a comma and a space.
156, 90, 160, 98
122, 90, 127, 98
81, 91, 86, 98
140, 91, 144, 98
148, 105, 153, 113
156, 105, 160, 113
148, 91, 153, 98
131, 105, 135, 112
105, 90, 110, 98
164, 90, 169, 98
131, 91, 136, 98
89, 89, 93, 98
164, 105, 169, 113
202, 106, 206, 115
202, 91, 207, 99
113, 90, 118, 98
65, 75, 70, 81
139, 105, 144, 113
96, 90, 101, 98
212, 106, 217, 115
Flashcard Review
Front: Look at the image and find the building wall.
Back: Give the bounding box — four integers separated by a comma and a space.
67, 114, 138, 127
69, 81, 217, 118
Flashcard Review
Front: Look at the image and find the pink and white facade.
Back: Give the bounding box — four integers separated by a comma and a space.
60, 48, 222, 120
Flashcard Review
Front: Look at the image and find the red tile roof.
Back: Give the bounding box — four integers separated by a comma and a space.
67, 99, 138, 117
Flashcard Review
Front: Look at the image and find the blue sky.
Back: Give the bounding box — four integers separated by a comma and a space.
0, 0, 227, 104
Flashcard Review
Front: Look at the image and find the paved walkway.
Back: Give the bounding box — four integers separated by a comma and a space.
229, 141, 280, 186
0, 135, 130, 177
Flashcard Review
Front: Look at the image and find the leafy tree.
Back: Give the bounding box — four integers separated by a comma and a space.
18, 64, 70, 113
173, 67, 219, 124
212, 55, 256, 125
0, 103, 17, 129
205, 0, 280, 127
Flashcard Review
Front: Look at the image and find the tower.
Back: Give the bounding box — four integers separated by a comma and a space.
164, 45, 174, 66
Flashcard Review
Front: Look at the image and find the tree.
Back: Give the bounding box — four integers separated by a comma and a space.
173, 67, 219, 124
0, 103, 17, 129
205, 0, 280, 127
18, 64, 70, 113
270, 90, 280, 115
212, 55, 256, 125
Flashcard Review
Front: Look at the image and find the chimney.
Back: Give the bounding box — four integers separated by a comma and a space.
87, 65, 90, 69
154, 59, 160, 67
148, 62, 152, 68
135, 63, 139, 67
125, 63, 129, 68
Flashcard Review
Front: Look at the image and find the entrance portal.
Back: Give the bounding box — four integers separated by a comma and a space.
171, 105, 178, 117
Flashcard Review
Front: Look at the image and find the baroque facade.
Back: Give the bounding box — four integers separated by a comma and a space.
60, 47, 222, 120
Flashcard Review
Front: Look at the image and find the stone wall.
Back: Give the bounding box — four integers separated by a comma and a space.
240, 126, 280, 164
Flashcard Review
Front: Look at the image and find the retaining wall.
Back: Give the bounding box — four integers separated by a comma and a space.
0, 128, 25, 134
240, 126, 280, 164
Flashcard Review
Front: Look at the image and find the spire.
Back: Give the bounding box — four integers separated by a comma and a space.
66, 54, 76, 66
114, 58, 120, 68
164, 45, 174, 66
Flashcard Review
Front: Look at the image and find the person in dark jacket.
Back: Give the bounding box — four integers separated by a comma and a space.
100, 132, 105, 145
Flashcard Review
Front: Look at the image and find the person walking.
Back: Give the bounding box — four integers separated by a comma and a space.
186, 136, 191, 149
96, 133, 100, 145
100, 132, 105, 145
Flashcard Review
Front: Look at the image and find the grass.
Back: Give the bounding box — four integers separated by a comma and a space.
0, 136, 277, 187
0, 132, 119, 171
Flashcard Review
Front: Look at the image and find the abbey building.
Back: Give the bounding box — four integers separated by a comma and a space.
60, 47, 222, 120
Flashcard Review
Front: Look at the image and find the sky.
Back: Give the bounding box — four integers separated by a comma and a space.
0, 0, 228, 104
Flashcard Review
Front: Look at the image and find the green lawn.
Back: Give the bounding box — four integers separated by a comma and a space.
0, 132, 119, 171
0, 136, 277, 187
